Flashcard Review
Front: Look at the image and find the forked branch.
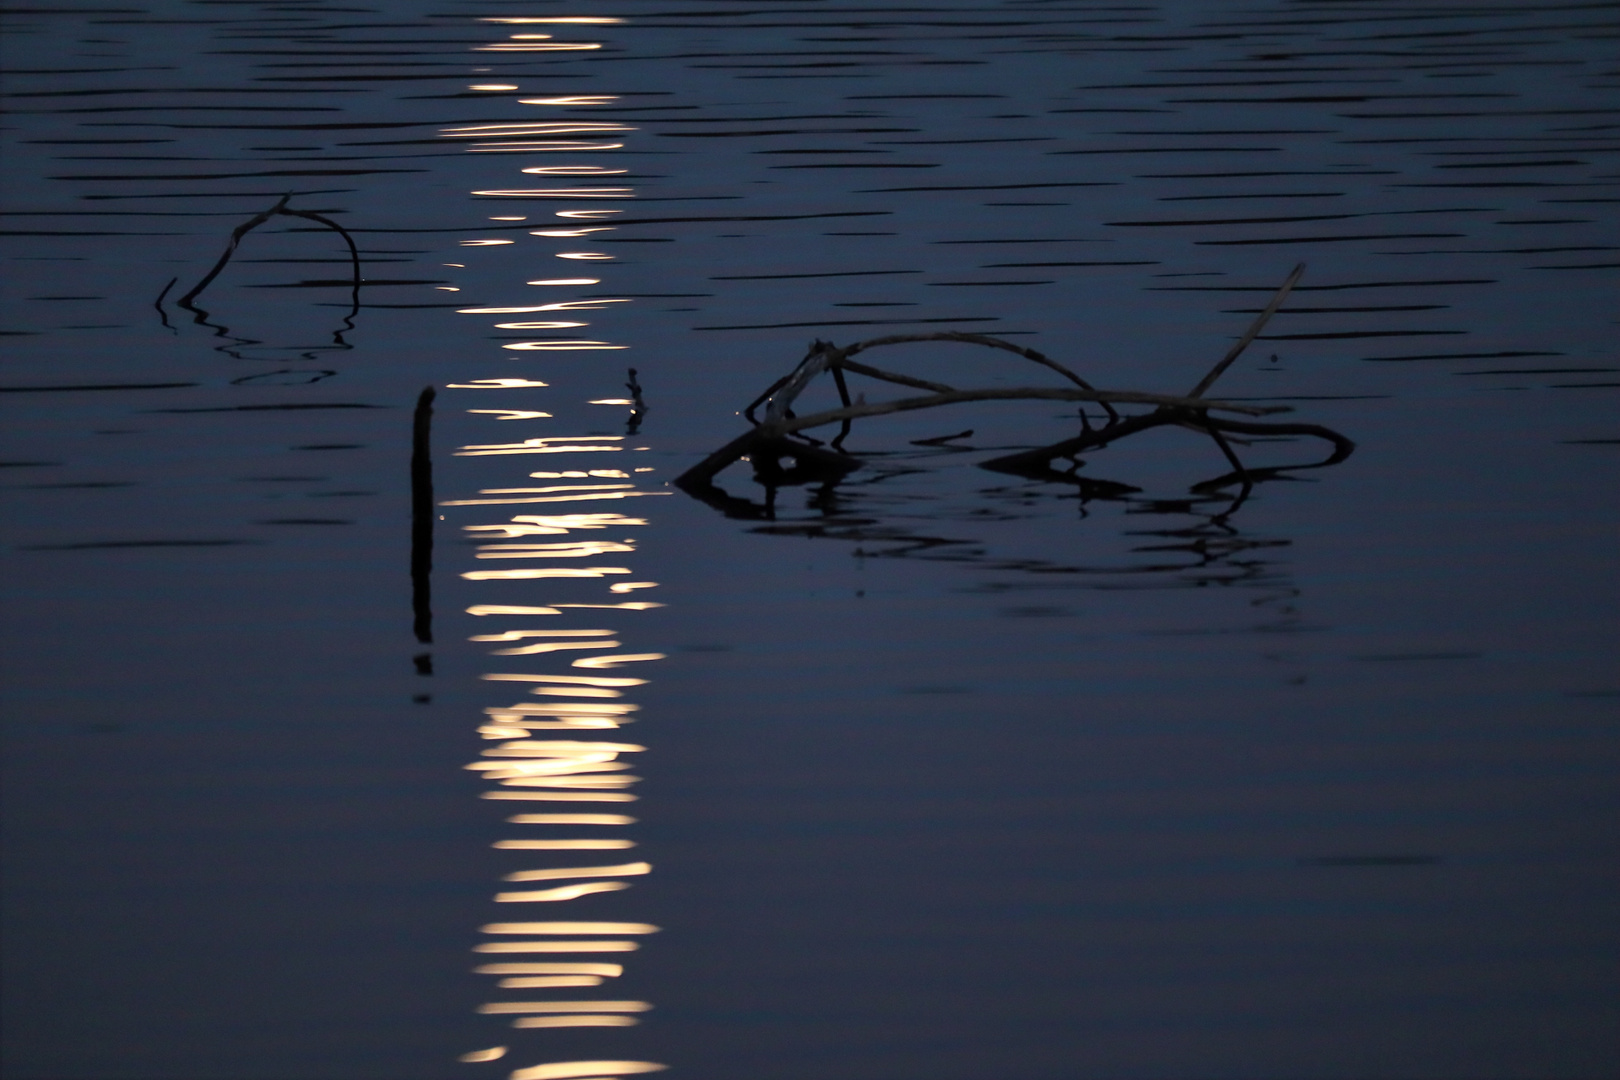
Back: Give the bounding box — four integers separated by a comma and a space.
676, 264, 1353, 494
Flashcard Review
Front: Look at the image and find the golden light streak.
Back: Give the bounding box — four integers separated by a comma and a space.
519, 95, 621, 104
480, 17, 626, 23
493, 321, 588, 329
492, 839, 636, 850
504, 862, 650, 882
482, 674, 647, 686
483, 922, 658, 934
509, 1064, 666, 1080
469, 629, 617, 641
474, 189, 630, 198
571, 653, 667, 669
499, 976, 604, 988
511, 1016, 638, 1028
442, 123, 633, 136
502, 341, 626, 351
485, 703, 639, 716
484, 740, 645, 753
474, 941, 640, 953
459, 568, 631, 580
495, 882, 632, 902
505, 814, 637, 825
474, 42, 603, 53
474, 541, 634, 558
468, 142, 625, 153
498, 776, 639, 788
482, 791, 639, 803
474, 963, 624, 976
479, 1002, 651, 1014
531, 227, 615, 237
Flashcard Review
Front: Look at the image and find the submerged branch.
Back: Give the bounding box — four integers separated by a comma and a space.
674, 264, 1353, 496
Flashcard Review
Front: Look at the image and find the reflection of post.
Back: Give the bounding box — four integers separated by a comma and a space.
412, 386, 437, 644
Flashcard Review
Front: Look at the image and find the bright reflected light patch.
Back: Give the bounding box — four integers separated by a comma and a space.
512, 1015, 639, 1028
469, 629, 616, 640
459, 1046, 508, 1062
467, 410, 553, 420
474, 940, 640, 953
504, 861, 650, 882
492, 839, 636, 850
480, 17, 626, 23
494, 321, 587, 329
483, 674, 646, 686
479, 1001, 651, 1014
468, 142, 624, 153
495, 882, 632, 902
445, 377, 549, 388
503, 341, 625, 351
508, 1059, 666, 1080
475, 42, 603, 53
499, 976, 604, 988
443, 123, 633, 137
520, 95, 621, 104
482, 922, 659, 934
476, 188, 630, 197
482, 791, 639, 802
474, 963, 624, 976
572, 653, 666, 669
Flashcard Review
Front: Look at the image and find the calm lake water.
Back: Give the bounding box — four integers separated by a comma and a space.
2, 2, 1617, 1077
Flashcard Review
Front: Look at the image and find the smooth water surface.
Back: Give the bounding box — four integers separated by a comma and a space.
2, 2, 1617, 1077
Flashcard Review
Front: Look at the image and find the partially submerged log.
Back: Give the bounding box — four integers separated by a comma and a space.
675, 263, 1354, 496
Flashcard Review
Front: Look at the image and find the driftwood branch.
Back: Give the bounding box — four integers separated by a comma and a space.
175, 194, 361, 314
676, 264, 1354, 496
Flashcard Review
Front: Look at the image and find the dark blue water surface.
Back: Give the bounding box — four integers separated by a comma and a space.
2, 2, 1617, 1077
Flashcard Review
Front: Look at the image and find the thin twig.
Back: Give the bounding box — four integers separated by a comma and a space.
840, 331, 1120, 421
177, 194, 291, 308
835, 357, 956, 394
1186, 261, 1304, 398
767, 387, 1283, 440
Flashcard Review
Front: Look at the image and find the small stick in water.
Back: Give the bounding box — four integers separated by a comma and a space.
411, 385, 436, 645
